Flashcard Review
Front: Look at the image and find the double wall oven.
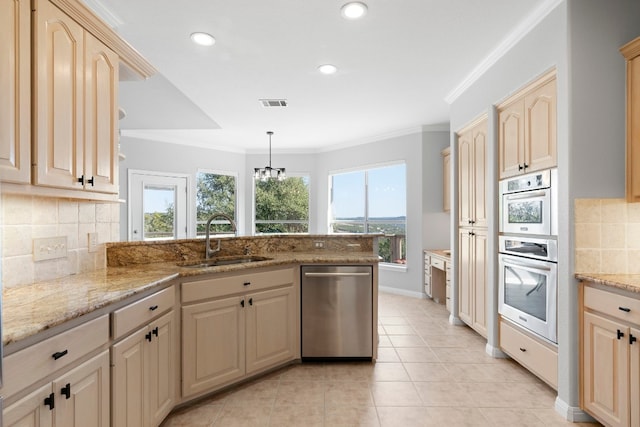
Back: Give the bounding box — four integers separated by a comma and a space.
498, 169, 558, 344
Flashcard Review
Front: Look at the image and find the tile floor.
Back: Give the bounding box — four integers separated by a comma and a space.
161, 292, 601, 427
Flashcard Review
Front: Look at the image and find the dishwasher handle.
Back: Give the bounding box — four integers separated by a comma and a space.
304, 272, 371, 278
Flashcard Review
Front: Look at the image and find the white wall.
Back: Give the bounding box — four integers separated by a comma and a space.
421, 127, 451, 250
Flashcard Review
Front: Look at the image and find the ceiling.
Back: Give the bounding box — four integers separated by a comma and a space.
86, 0, 552, 152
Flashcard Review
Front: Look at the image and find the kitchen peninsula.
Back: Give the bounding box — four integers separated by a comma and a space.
1, 234, 379, 427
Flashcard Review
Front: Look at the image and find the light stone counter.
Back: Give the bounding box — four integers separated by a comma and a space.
2, 244, 379, 348
575, 273, 640, 294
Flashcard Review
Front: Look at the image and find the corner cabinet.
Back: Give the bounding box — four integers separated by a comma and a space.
32, 0, 118, 194
181, 267, 298, 398
621, 36, 640, 202
497, 70, 557, 180
580, 282, 640, 427
0, 0, 31, 184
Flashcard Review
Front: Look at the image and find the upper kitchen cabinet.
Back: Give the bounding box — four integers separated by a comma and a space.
497, 70, 557, 180
457, 115, 488, 229
621, 36, 640, 203
2, 0, 154, 200
0, 0, 30, 184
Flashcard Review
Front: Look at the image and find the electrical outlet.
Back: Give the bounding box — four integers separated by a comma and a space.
88, 232, 99, 253
314, 241, 325, 249
33, 236, 68, 261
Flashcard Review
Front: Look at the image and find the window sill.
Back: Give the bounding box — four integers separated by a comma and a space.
379, 263, 407, 272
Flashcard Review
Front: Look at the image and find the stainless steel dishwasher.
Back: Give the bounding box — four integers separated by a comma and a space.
301, 265, 373, 359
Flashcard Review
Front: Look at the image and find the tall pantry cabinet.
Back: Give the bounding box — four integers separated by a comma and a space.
456, 115, 488, 338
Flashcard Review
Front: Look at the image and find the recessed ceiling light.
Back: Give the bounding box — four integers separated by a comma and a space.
190, 32, 215, 46
341, 2, 368, 20
318, 64, 338, 75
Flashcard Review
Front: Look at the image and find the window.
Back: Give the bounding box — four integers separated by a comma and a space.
330, 163, 407, 265
255, 175, 310, 234
196, 171, 237, 236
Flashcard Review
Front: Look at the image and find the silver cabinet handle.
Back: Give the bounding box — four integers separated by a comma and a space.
505, 190, 548, 200
304, 272, 371, 277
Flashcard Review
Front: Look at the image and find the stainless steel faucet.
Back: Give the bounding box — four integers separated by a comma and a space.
205, 213, 237, 259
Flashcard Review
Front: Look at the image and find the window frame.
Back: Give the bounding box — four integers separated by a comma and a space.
328, 161, 407, 266
252, 172, 311, 235
195, 168, 239, 238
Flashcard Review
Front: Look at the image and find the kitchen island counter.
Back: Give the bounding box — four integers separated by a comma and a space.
575, 272, 640, 294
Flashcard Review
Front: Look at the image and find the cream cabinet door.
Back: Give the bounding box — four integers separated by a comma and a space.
245, 285, 296, 374
582, 311, 629, 427
457, 130, 473, 227
84, 34, 118, 194
524, 78, 557, 173
3, 384, 53, 427
498, 100, 525, 179
32, 0, 84, 190
147, 311, 176, 427
458, 229, 473, 326
182, 296, 246, 397
112, 327, 146, 427
53, 351, 110, 427
471, 229, 487, 337
631, 327, 640, 427
0, 0, 30, 184
471, 122, 488, 228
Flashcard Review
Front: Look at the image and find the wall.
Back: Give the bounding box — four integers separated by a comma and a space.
422, 127, 451, 250
574, 198, 640, 274
0, 194, 119, 288
448, 0, 640, 420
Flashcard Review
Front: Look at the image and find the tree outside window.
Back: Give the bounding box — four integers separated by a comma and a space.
196, 171, 237, 236
255, 176, 310, 233
329, 163, 407, 265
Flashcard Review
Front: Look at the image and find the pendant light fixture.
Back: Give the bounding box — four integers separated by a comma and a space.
254, 131, 286, 181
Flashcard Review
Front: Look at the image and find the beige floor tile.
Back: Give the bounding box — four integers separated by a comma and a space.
394, 346, 440, 363
388, 334, 427, 347
274, 380, 325, 406
413, 381, 475, 407
377, 334, 392, 347
325, 362, 376, 381
163, 402, 223, 427
423, 407, 491, 426
403, 362, 451, 382
212, 405, 272, 426
224, 379, 279, 407
479, 408, 549, 426
383, 324, 416, 335
267, 404, 324, 427
432, 347, 503, 364
533, 408, 603, 426
325, 381, 374, 407
325, 406, 380, 426
422, 334, 475, 348
278, 363, 325, 381
375, 347, 400, 362
369, 362, 410, 381
377, 406, 430, 427
379, 316, 409, 326
370, 381, 422, 406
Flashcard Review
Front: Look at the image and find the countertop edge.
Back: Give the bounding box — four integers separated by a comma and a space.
575, 273, 640, 294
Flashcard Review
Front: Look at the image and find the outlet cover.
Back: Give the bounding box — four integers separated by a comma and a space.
88, 232, 99, 253
33, 236, 68, 261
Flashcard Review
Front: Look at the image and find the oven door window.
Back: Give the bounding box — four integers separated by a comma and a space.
503, 265, 547, 321
507, 200, 543, 224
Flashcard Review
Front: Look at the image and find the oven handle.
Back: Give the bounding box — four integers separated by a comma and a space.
502, 257, 552, 271
505, 190, 548, 200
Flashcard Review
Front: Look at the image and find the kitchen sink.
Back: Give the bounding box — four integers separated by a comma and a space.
178, 255, 272, 268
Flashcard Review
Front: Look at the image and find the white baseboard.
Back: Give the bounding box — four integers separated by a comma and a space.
378, 286, 426, 299
485, 343, 508, 358
554, 397, 596, 422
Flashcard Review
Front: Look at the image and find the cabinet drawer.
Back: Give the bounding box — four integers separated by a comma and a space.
182, 267, 294, 303
112, 286, 175, 340
3, 315, 109, 397
431, 257, 445, 270
500, 319, 557, 389
583, 285, 640, 325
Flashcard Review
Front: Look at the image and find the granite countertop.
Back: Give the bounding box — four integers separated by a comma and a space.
575, 273, 640, 294
424, 249, 451, 258
2, 252, 379, 347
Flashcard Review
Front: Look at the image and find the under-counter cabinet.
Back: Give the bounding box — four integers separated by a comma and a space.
181, 267, 298, 398
2, 315, 110, 427
497, 70, 557, 179
111, 286, 176, 427
32, 0, 118, 194
580, 283, 640, 427
621, 36, 640, 202
0, 0, 30, 183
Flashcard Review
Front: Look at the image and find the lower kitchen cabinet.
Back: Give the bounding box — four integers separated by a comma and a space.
458, 228, 487, 337
580, 282, 640, 427
4, 351, 110, 427
181, 267, 297, 398
111, 310, 176, 427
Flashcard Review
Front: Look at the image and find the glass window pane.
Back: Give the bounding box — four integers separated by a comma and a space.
330, 222, 365, 233
368, 223, 406, 264
255, 176, 310, 234
196, 172, 236, 237
143, 185, 176, 240
368, 164, 406, 219
331, 171, 365, 220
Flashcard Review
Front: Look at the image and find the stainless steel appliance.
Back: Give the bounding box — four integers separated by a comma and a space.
500, 168, 557, 236
498, 235, 558, 343
301, 265, 373, 359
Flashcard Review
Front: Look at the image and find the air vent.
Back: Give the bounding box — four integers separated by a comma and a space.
259, 99, 288, 108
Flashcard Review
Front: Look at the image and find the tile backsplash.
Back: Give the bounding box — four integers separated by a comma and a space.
1, 193, 121, 288
574, 198, 640, 274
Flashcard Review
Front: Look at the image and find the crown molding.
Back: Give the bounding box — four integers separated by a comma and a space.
444, 0, 563, 104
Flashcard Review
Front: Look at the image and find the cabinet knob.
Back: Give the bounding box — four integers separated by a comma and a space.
149, 305, 159, 311
61, 383, 71, 399
44, 393, 55, 410
145, 331, 153, 342
240, 299, 245, 308
152, 327, 159, 337
617, 329, 625, 340
249, 298, 253, 306
523, 163, 529, 169
52, 349, 68, 360
243, 282, 251, 286
87, 176, 94, 186
631, 334, 637, 345
619, 306, 631, 313
519, 347, 526, 352
518, 164, 524, 171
